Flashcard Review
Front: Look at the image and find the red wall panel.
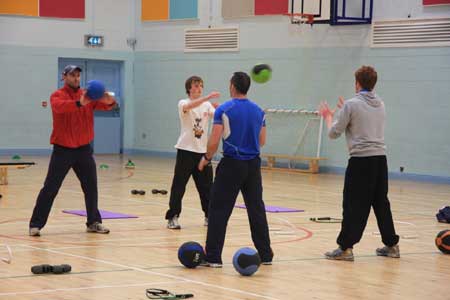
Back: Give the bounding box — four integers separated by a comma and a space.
423, 0, 450, 5
40, 0, 85, 19
255, 0, 288, 15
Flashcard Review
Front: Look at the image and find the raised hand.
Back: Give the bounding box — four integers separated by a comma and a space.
207, 91, 221, 100
80, 91, 91, 106
98, 92, 116, 105
319, 97, 345, 119
318, 101, 334, 118
337, 96, 345, 109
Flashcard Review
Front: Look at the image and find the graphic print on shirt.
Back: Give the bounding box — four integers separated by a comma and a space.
193, 118, 204, 139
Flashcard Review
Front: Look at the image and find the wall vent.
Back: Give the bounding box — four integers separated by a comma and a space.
185, 27, 239, 52
371, 18, 450, 48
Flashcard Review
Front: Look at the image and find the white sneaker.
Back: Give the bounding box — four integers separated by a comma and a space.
204, 217, 208, 226
29, 227, 41, 237
200, 260, 223, 268
167, 216, 181, 229
86, 222, 110, 234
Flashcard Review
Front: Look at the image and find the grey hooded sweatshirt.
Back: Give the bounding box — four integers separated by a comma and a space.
329, 91, 386, 157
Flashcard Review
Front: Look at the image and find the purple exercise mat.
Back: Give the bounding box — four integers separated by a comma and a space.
62, 209, 138, 219
235, 204, 304, 213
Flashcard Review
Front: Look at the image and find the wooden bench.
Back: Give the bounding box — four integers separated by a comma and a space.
0, 162, 35, 185
260, 154, 326, 174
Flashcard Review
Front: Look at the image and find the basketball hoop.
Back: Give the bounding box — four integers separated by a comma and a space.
285, 13, 314, 26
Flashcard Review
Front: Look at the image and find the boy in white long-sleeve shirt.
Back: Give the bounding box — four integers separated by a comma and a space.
165, 76, 220, 229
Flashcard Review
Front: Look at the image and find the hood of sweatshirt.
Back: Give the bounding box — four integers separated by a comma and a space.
356, 91, 382, 108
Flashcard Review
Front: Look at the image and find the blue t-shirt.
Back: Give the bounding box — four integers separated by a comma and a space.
213, 98, 266, 160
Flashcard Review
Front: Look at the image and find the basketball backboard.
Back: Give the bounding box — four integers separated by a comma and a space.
289, 0, 373, 25
289, 0, 331, 23
330, 0, 373, 25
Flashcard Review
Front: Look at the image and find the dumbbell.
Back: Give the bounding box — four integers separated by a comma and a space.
152, 189, 168, 195
310, 217, 331, 221
131, 189, 145, 195
31, 264, 72, 275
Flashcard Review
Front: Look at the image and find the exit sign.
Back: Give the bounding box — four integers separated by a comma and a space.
84, 35, 104, 47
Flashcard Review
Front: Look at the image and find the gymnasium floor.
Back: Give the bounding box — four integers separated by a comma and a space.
0, 155, 449, 300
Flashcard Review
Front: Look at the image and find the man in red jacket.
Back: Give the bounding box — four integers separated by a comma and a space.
29, 65, 116, 236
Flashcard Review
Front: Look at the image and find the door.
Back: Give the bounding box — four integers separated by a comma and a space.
58, 58, 123, 154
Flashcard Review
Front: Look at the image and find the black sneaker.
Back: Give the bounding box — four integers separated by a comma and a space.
260, 249, 274, 265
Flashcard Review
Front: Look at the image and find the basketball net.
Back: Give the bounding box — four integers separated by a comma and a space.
285, 13, 314, 26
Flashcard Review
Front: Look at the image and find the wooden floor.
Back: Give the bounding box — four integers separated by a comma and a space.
0, 155, 449, 300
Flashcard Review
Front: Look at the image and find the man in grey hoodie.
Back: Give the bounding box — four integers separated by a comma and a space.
319, 65, 400, 261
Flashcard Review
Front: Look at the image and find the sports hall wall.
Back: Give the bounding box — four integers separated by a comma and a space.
0, 0, 136, 153
133, 0, 450, 180
1, 1, 449, 180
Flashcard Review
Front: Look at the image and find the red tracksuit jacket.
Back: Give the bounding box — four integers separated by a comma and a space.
50, 85, 115, 148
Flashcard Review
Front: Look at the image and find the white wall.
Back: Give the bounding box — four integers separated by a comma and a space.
0, 0, 136, 51
0, 0, 136, 151
135, 0, 450, 52
1, 0, 450, 177
132, 0, 450, 178
375, 0, 450, 20
3, 0, 445, 52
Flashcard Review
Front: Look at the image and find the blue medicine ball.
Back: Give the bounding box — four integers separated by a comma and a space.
86, 80, 105, 100
232, 247, 261, 276
178, 241, 205, 268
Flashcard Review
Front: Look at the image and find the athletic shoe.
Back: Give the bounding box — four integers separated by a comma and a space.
29, 227, 41, 237
167, 216, 181, 229
324, 247, 354, 261
86, 222, 110, 234
376, 245, 400, 258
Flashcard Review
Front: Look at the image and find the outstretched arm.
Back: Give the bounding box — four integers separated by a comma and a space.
318, 96, 344, 129
319, 96, 347, 139
182, 92, 220, 113
318, 101, 335, 129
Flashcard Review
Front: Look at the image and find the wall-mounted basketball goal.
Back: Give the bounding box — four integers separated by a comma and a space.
289, 0, 373, 25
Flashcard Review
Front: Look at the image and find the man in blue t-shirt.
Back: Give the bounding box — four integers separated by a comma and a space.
198, 72, 273, 267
